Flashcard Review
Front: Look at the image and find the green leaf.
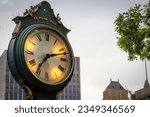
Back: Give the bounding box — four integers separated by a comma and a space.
114, 1, 150, 61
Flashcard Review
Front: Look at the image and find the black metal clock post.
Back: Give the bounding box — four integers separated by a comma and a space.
7, 1, 74, 100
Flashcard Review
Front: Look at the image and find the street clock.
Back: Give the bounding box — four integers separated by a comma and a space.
7, 1, 74, 99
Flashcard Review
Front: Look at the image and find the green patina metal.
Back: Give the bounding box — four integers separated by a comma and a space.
7, 1, 74, 100
12, 1, 70, 38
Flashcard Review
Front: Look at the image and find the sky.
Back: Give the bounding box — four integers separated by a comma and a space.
0, 0, 150, 100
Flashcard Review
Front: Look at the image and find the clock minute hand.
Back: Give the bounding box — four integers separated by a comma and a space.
49, 52, 68, 57
36, 52, 68, 74
37, 52, 65, 69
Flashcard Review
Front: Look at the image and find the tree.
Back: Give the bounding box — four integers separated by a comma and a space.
114, 1, 150, 60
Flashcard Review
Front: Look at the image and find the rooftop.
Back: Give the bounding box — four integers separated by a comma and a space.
106, 80, 126, 90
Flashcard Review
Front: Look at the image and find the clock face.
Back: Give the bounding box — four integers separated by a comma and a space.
24, 28, 73, 85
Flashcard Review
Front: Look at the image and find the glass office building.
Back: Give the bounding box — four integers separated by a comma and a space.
0, 50, 25, 100
58, 57, 81, 100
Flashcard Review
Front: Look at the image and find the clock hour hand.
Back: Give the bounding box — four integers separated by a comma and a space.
41, 54, 50, 65
36, 54, 50, 74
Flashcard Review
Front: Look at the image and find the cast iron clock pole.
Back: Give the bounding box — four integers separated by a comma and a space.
7, 1, 74, 100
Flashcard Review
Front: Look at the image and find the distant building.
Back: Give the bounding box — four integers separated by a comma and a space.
134, 80, 150, 100
103, 79, 129, 100
133, 61, 150, 100
0, 50, 25, 100
58, 57, 81, 100
0, 50, 81, 100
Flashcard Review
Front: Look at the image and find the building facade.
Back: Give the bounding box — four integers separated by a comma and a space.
134, 80, 150, 100
58, 57, 81, 100
0, 50, 25, 100
0, 50, 81, 100
103, 80, 129, 100
132, 61, 150, 100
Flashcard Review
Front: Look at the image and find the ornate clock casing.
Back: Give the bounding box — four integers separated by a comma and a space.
7, 1, 74, 99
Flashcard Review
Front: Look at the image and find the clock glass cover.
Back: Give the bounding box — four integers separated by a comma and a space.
24, 28, 73, 85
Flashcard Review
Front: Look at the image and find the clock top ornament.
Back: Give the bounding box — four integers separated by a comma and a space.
12, 1, 70, 37
8, 1, 74, 100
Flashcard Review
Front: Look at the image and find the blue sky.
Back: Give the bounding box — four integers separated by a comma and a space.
0, 0, 150, 99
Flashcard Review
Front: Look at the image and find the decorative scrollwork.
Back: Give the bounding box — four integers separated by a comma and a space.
56, 13, 62, 24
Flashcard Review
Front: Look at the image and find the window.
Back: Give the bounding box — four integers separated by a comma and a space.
14, 93, 18, 100
10, 93, 13, 100
5, 92, 8, 100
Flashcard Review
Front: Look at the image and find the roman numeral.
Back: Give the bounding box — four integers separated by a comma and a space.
59, 48, 65, 52
36, 33, 42, 41
54, 72, 58, 78
45, 72, 49, 81
45, 32, 49, 41
29, 59, 36, 67
25, 50, 34, 55
30, 41, 36, 46
58, 65, 64, 72
54, 39, 58, 45
60, 58, 67, 62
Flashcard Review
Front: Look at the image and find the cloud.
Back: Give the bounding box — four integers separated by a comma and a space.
0, 0, 9, 5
